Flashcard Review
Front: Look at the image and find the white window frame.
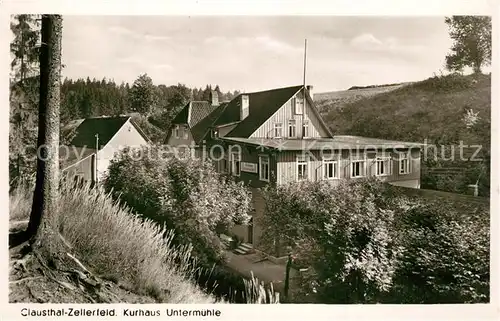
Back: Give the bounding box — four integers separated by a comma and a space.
274, 123, 283, 138
351, 159, 366, 178
231, 152, 241, 177
302, 120, 309, 138
399, 153, 411, 175
174, 125, 179, 139
259, 155, 270, 182
182, 126, 189, 139
323, 160, 339, 180
288, 119, 296, 138
297, 155, 308, 181
295, 94, 304, 115
376, 156, 392, 176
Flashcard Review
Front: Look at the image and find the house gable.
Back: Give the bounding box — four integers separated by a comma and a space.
249, 87, 332, 139
220, 86, 304, 138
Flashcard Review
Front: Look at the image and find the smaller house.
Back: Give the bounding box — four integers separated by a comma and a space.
60, 116, 150, 185
165, 91, 228, 155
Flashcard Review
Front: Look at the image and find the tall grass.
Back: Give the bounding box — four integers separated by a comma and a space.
9, 180, 279, 304
10, 181, 214, 303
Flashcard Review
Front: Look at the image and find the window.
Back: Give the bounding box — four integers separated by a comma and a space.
211, 128, 219, 139
218, 158, 228, 173
297, 155, 308, 181
259, 155, 270, 182
302, 120, 309, 138
376, 157, 391, 176
274, 123, 283, 138
399, 153, 411, 174
231, 152, 241, 177
174, 125, 179, 138
288, 120, 296, 138
323, 160, 338, 179
351, 160, 366, 178
183, 126, 189, 139
294, 93, 304, 115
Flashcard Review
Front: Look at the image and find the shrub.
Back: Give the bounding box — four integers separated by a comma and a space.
104, 146, 252, 266
260, 177, 489, 303
389, 201, 489, 303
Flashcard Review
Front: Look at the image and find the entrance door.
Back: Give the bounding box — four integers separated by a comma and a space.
247, 217, 253, 244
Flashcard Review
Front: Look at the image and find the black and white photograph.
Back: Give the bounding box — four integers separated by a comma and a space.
2, 0, 497, 318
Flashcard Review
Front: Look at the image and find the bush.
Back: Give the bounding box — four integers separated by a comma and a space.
389, 201, 489, 303
260, 178, 489, 303
104, 146, 252, 266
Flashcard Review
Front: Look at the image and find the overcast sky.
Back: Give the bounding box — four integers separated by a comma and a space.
61, 16, 457, 93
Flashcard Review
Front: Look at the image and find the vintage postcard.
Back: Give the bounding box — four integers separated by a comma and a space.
1, 0, 498, 320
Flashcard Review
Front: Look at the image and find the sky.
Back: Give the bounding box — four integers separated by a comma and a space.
61, 16, 457, 93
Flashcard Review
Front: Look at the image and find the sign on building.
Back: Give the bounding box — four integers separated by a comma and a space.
241, 162, 258, 173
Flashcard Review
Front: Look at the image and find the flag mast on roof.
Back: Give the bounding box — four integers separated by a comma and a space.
303, 39, 307, 91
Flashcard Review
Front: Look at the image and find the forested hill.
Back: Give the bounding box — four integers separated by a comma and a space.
59, 77, 240, 125
319, 73, 491, 196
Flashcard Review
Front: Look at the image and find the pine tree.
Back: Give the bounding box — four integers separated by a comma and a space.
10, 14, 41, 83
129, 73, 157, 114
26, 14, 63, 246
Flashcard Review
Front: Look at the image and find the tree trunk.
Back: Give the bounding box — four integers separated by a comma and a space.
26, 15, 62, 245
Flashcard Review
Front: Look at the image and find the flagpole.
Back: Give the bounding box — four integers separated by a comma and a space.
303, 39, 307, 89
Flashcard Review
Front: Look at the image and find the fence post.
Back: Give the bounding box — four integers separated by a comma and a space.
284, 252, 292, 300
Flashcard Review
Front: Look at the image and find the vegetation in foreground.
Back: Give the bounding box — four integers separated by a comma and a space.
259, 178, 489, 304
10, 180, 278, 303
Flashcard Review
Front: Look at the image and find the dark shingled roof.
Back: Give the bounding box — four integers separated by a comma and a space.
70, 116, 131, 149
191, 102, 228, 143
172, 101, 219, 128
215, 85, 303, 138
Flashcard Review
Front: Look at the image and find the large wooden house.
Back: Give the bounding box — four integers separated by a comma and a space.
167, 85, 422, 246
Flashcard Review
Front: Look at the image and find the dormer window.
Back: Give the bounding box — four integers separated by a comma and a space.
174, 125, 180, 138
294, 93, 304, 115
183, 126, 189, 139
274, 123, 283, 138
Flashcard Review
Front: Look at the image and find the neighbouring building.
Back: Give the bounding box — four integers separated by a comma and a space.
167, 85, 422, 247
60, 116, 150, 185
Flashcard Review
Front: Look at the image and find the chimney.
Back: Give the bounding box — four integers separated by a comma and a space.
240, 94, 249, 120
210, 90, 219, 106
306, 85, 314, 101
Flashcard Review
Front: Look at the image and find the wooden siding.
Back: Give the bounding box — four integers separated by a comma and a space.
62, 155, 94, 184
97, 119, 150, 180
250, 88, 330, 139
167, 124, 195, 147
277, 148, 421, 186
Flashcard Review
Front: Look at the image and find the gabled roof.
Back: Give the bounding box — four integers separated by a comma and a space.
215, 85, 303, 138
191, 102, 228, 143
172, 101, 219, 128
69, 116, 149, 149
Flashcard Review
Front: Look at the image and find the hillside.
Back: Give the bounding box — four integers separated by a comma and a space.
319, 73, 491, 195
314, 82, 411, 114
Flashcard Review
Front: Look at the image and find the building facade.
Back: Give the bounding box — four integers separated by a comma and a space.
168, 85, 422, 246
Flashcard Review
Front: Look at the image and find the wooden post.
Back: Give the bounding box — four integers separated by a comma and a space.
95, 133, 99, 187
284, 252, 292, 299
